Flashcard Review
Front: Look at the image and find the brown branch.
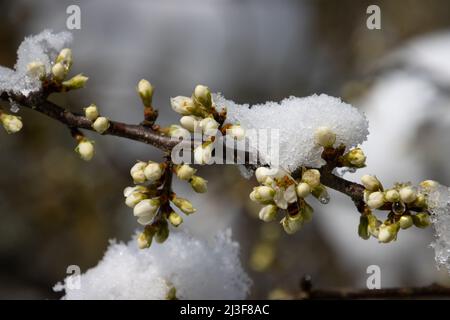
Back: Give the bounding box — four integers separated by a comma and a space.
1, 90, 367, 213
298, 276, 450, 299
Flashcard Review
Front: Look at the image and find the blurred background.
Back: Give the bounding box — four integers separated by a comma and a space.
1, 0, 450, 299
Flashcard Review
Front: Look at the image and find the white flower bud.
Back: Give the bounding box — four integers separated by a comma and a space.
168, 125, 191, 140
130, 161, 147, 184
190, 175, 208, 193
296, 182, 311, 198
62, 74, 89, 90
172, 197, 196, 214
258, 204, 278, 222
314, 126, 336, 147
75, 139, 94, 161
250, 186, 275, 203
194, 143, 214, 165
419, 180, 439, 191
255, 167, 274, 185
168, 211, 183, 227
366, 191, 385, 209
194, 85, 211, 106
281, 214, 303, 235
361, 175, 381, 192
133, 198, 160, 222
92, 116, 110, 134
284, 185, 297, 204
123, 185, 148, 197
346, 148, 366, 167
84, 104, 99, 121
378, 224, 398, 243
137, 79, 154, 106
302, 169, 321, 188
170, 96, 195, 115
399, 186, 417, 204
199, 117, 219, 136
56, 48, 73, 68
125, 192, 148, 208
384, 189, 400, 203
144, 162, 163, 183
413, 213, 431, 228
227, 125, 245, 140
0, 113, 23, 134
51, 62, 66, 82
27, 61, 46, 79
180, 115, 202, 132
137, 231, 153, 249
176, 164, 196, 181
399, 215, 413, 229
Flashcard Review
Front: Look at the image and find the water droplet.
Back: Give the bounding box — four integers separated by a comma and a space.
318, 191, 330, 204
392, 202, 405, 215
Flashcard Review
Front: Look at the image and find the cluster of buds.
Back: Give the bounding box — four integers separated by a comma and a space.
50, 48, 88, 90
84, 104, 110, 134
168, 85, 244, 164
0, 109, 23, 134
250, 166, 329, 234
359, 175, 432, 243
124, 160, 198, 249
174, 164, 208, 193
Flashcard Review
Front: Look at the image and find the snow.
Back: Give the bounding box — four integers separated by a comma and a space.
54, 229, 251, 300
425, 184, 450, 273
0, 29, 72, 97
216, 93, 369, 171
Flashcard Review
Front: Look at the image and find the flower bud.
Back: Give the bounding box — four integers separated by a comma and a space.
301, 202, 314, 223
414, 194, 427, 208
92, 116, 110, 134
155, 222, 169, 243
144, 162, 164, 183
56, 48, 73, 68
399, 186, 417, 204
296, 182, 311, 198
137, 231, 153, 249
194, 142, 214, 165
75, 139, 94, 161
125, 192, 148, 208
255, 167, 274, 185
133, 198, 160, 225
0, 113, 23, 134
51, 62, 66, 82
250, 186, 275, 203
378, 223, 399, 243
62, 74, 89, 90
168, 211, 183, 227
123, 185, 148, 197
130, 161, 147, 184
199, 117, 219, 136
190, 175, 208, 193
283, 185, 297, 204
361, 175, 381, 192
175, 164, 196, 181
258, 205, 278, 222
399, 215, 413, 229
137, 79, 154, 106
302, 169, 321, 188
27, 61, 46, 79
413, 213, 431, 228
281, 214, 303, 234
419, 180, 439, 191
314, 126, 336, 147
384, 189, 400, 203
170, 96, 195, 115
193, 85, 212, 107
366, 191, 385, 209
227, 125, 245, 140
84, 104, 99, 121
180, 115, 202, 132
345, 148, 366, 167
168, 125, 191, 140
172, 196, 196, 215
